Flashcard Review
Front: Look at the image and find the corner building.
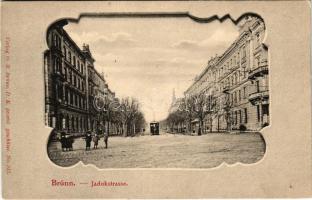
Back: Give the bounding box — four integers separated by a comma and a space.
44, 20, 115, 136
184, 16, 269, 132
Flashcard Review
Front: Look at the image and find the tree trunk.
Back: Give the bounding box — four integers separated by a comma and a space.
122, 123, 127, 137
198, 119, 202, 136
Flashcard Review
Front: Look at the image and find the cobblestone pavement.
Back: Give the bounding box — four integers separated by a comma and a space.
48, 132, 265, 168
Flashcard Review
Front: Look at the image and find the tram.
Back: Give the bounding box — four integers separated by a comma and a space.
150, 122, 159, 135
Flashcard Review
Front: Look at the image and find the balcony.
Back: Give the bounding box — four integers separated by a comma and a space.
248, 62, 268, 80
248, 90, 269, 105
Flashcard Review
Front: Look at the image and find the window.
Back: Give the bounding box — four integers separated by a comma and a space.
75, 95, 78, 107
241, 46, 246, 60
263, 104, 269, 115
63, 46, 67, 58
57, 84, 63, 100
239, 110, 242, 123
244, 108, 248, 123
257, 105, 260, 122
73, 94, 75, 106
53, 57, 57, 72
73, 56, 76, 67
73, 75, 76, 87
55, 36, 61, 49
77, 96, 80, 108
70, 91, 73, 105
65, 88, 68, 103
69, 71, 72, 84
255, 58, 258, 68
235, 111, 238, 125
256, 80, 260, 92
231, 93, 233, 104
54, 57, 61, 73
76, 95, 78, 107
68, 51, 71, 63
243, 86, 246, 98
64, 67, 67, 80
52, 33, 57, 47
238, 90, 241, 102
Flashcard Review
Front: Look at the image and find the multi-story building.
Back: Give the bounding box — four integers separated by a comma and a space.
184, 16, 269, 132
44, 20, 116, 136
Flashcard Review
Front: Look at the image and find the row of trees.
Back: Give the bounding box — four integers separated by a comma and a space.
164, 91, 233, 135
97, 96, 147, 137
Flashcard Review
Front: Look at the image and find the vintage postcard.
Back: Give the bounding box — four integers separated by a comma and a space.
1, 1, 312, 198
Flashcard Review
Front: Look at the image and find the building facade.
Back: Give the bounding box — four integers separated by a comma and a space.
183, 16, 269, 132
44, 20, 116, 136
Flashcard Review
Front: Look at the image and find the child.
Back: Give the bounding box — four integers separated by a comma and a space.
93, 133, 99, 149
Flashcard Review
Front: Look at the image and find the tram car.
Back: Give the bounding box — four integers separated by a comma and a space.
150, 122, 159, 135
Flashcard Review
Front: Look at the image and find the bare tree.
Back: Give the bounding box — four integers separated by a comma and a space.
119, 97, 144, 137
178, 97, 195, 133
133, 111, 146, 135
166, 110, 187, 133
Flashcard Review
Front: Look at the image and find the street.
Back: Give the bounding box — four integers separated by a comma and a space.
48, 132, 265, 168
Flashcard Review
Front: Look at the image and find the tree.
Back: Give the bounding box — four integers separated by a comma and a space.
222, 92, 234, 132
133, 111, 146, 135
204, 92, 221, 133
177, 92, 221, 135
177, 97, 195, 133
119, 97, 145, 137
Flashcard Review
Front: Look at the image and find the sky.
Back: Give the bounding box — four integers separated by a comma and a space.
64, 17, 239, 123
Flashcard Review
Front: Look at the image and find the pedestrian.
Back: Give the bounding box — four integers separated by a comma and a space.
93, 133, 99, 149
60, 131, 67, 152
85, 131, 92, 151
67, 134, 74, 151
103, 131, 109, 149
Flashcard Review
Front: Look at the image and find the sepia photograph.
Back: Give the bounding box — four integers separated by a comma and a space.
2, 1, 312, 198
45, 14, 269, 168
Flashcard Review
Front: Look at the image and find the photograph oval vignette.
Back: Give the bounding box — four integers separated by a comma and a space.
44, 14, 269, 168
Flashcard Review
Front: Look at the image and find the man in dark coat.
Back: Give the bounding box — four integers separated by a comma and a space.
60, 131, 67, 152
85, 131, 92, 151
103, 131, 109, 149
